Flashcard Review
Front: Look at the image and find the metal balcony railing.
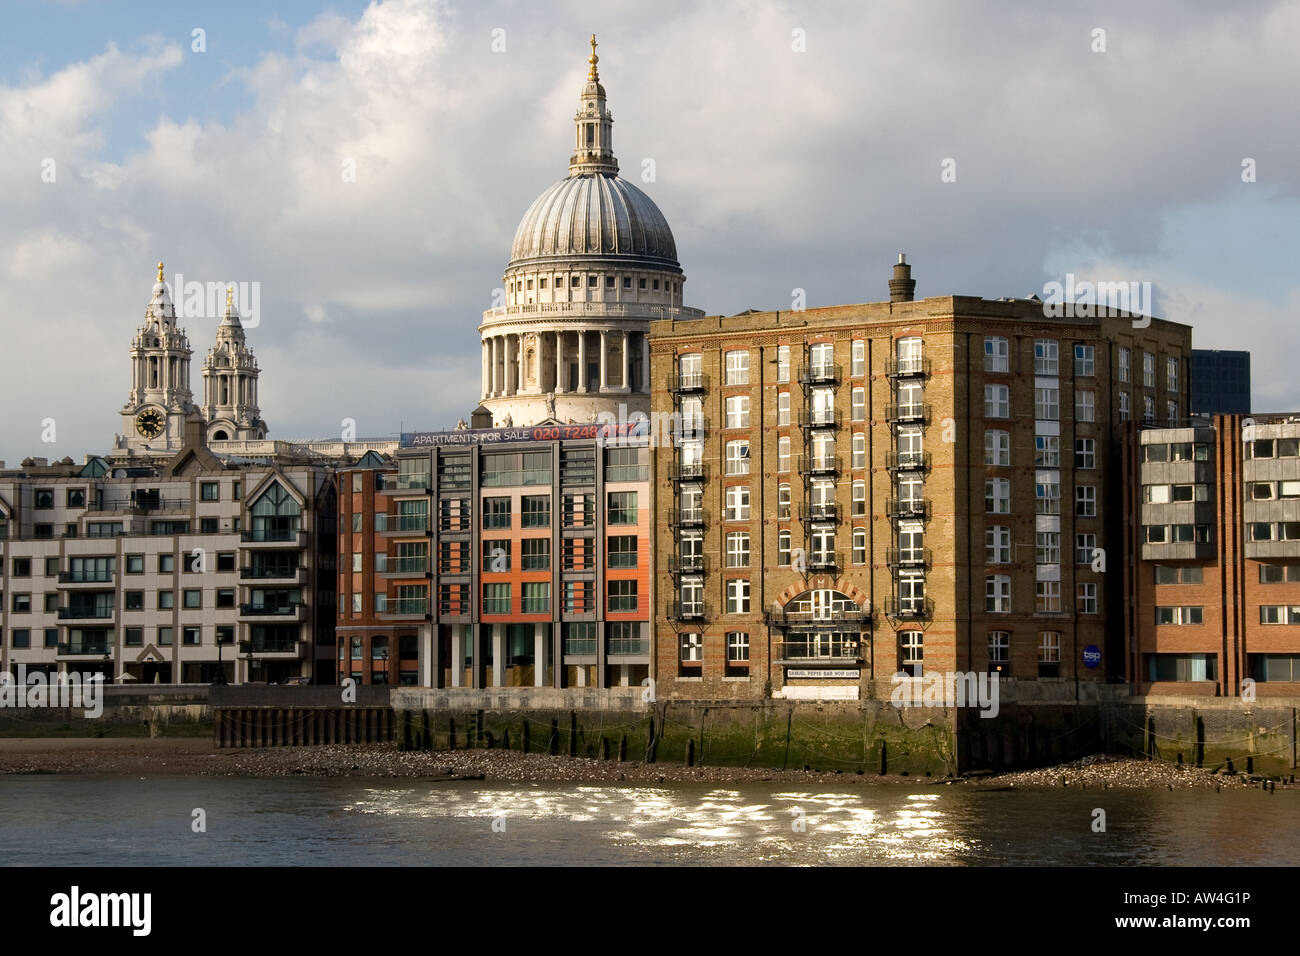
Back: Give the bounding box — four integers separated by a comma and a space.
240, 565, 305, 580
799, 503, 840, 524
241, 528, 302, 542
884, 356, 931, 378
797, 455, 842, 477
798, 409, 842, 430
57, 606, 114, 620
885, 403, 932, 425
57, 641, 111, 656
668, 553, 707, 574
669, 461, 707, 482
669, 510, 707, 531
776, 640, 863, 662
798, 363, 842, 386
381, 515, 429, 534
883, 596, 935, 620
668, 371, 708, 393
886, 547, 932, 569
667, 600, 709, 622
238, 602, 304, 617
58, 571, 114, 584
886, 498, 931, 520
763, 606, 869, 628
238, 637, 302, 654
885, 451, 931, 472
805, 550, 841, 572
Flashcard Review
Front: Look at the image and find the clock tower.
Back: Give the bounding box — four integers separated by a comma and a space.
119, 262, 202, 455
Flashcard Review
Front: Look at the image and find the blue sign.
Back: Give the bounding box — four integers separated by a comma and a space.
1082, 645, 1102, 669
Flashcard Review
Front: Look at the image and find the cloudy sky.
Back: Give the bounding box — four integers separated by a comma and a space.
2, 0, 1298, 464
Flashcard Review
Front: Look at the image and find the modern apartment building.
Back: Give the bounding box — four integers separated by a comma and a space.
1124, 412, 1300, 696
651, 258, 1192, 702
337, 423, 651, 689
0, 436, 337, 684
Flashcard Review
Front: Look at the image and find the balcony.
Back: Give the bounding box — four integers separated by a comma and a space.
669, 509, 708, 532
378, 598, 429, 620
669, 461, 707, 483
764, 607, 869, 629
806, 550, 841, 572
380, 515, 430, 536
885, 403, 932, 425
798, 409, 842, 431
673, 416, 708, 442
884, 356, 931, 378
241, 528, 307, 547
883, 596, 935, 620
797, 455, 842, 478
776, 640, 863, 664
668, 370, 709, 393
240, 565, 306, 584
57, 641, 111, 657
392, 473, 432, 491
798, 363, 841, 386
799, 503, 840, 524
438, 515, 472, 533
238, 602, 305, 620
886, 548, 932, 570
668, 553, 707, 574
57, 606, 115, 622
607, 636, 650, 658
378, 557, 430, 577
237, 637, 303, 656
667, 600, 709, 622
58, 571, 115, 585
886, 451, 931, 473
886, 498, 931, 521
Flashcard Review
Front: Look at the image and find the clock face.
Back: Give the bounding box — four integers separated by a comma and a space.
135, 408, 166, 439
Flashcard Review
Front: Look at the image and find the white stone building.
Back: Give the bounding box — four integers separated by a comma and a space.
478, 37, 703, 428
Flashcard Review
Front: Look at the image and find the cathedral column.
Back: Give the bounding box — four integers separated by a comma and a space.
578, 331, 588, 393
554, 332, 565, 393
620, 331, 630, 392
641, 334, 650, 393
517, 334, 526, 394
482, 340, 490, 399
492, 337, 502, 396
599, 330, 608, 392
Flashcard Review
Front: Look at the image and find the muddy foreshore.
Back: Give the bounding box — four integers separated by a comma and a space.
0, 738, 1292, 790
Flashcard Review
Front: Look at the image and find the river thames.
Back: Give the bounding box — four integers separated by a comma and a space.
1, 775, 1294, 865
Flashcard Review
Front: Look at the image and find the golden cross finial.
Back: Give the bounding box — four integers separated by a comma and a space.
157, 261, 164, 282
226, 285, 233, 308
587, 34, 599, 80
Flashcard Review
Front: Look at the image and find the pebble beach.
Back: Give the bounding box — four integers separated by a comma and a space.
0, 738, 1292, 790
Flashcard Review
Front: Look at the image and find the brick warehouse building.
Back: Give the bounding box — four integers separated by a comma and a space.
1123, 412, 1300, 696
650, 258, 1192, 703
336, 423, 651, 689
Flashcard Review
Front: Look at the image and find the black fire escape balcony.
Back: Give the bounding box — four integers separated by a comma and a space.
885, 451, 931, 473
884, 402, 932, 425
805, 550, 841, 572
667, 600, 709, 622
798, 409, 842, 432
883, 596, 935, 620
799, 503, 840, 525
886, 547, 933, 570
798, 363, 842, 387
886, 497, 931, 521
668, 509, 708, 532
668, 371, 709, 394
668, 554, 707, 575
668, 461, 707, 483
884, 356, 931, 378
797, 455, 842, 478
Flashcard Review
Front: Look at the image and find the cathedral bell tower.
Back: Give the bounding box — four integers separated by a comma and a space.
119, 262, 202, 454
201, 286, 268, 442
